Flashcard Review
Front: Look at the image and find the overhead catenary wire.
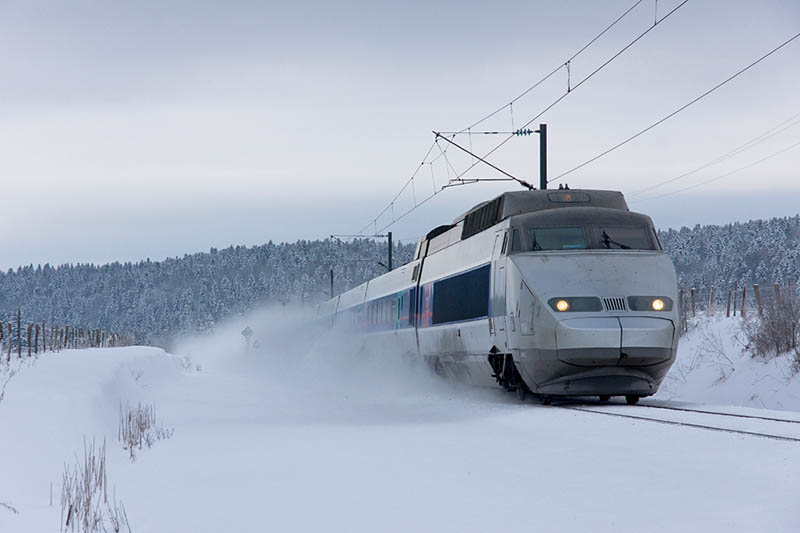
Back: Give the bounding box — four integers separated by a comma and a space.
460, 0, 646, 133
626, 113, 800, 198
632, 138, 800, 202
549, 29, 800, 184
359, 0, 664, 233
628, 111, 800, 197
444, 0, 689, 187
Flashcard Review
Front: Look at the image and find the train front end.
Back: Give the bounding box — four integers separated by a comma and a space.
503, 206, 679, 401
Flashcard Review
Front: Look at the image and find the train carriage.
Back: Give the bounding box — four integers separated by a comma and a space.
320, 189, 679, 404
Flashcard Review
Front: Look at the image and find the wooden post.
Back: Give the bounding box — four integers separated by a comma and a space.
733, 281, 738, 316
775, 283, 781, 302
65, 326, 70, 351
26, 324, 32, 357
42, 321, 46, 352
691, 288, 696, 317
7, 323, 11, 362
17, 309, 21, 359
741, 286, 747, 318
726, 290, 731, 317
34, 324, 39, 354
754, 284, 762, 317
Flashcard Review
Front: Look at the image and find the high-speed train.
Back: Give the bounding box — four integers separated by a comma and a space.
318, 189, 679, 404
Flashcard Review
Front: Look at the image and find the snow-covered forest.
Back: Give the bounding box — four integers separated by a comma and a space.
660, 214, 800, 291
2, 213, 799, 345
0, 239, 414, 345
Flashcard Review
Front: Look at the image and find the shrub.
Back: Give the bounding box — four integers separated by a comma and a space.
743, 289, 800, 360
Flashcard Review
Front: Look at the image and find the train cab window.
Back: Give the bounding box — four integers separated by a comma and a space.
597, 226, 655, 250
530, 227, 587, 250
510, 228, 522, 253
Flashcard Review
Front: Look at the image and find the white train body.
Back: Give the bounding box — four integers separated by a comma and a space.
320, 189, 679, 400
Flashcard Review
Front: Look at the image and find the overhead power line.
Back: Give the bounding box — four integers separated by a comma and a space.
459, 0, 647, 134
632, 138, 800, 203
549, 29, 800, 184
628, 111, 800, 197
443, 0, 689, 188
354, 0, 676, 237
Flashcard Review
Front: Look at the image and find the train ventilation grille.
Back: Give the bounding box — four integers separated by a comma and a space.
602, 297, 627, 312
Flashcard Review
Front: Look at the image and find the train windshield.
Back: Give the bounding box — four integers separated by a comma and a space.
519, 225, 658, 252
530, 227, 587, 250
597, 226, 652, 250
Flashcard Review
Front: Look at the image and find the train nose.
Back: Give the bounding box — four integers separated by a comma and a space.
555, 317, 674, 367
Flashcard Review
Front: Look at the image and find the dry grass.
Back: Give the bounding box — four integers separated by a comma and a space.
118, 402, 174, 462
743, 289, 800, 361
60, 437, 130, 533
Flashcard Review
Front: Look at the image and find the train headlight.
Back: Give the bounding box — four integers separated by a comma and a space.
628, 296, 673, 311
548, 297, 602, 313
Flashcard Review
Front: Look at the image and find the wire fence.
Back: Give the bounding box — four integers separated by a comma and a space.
0, 308, 132, 363
678, 281, 796, 333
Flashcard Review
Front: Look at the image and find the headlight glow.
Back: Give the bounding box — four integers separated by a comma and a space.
627, 296, 673, 312
555, 299, 570, 312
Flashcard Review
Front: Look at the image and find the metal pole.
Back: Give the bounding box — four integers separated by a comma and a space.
536, 123, 547, 190
388, 231, 393, 271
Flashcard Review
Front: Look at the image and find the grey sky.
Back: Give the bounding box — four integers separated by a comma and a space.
2, 0, 799, 269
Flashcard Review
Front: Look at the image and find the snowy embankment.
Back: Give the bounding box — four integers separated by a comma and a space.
1, 309, 799, 532
656, 315, 800, 411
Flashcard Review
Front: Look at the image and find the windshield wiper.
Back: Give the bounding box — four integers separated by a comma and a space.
601, 231, 631, 250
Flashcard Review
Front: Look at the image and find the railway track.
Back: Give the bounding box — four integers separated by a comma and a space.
553, 400, 800, 443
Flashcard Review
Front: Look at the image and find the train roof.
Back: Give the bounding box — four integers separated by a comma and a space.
453, 189, 628, 225
415, 189, 630, 259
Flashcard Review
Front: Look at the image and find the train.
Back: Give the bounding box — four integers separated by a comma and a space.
318, 188, 680, 404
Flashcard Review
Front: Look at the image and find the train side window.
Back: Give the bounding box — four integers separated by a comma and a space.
432, 264, 491, 325
501, 232, 508, 254
651, 228, 663, 251
510, 229, 522, 253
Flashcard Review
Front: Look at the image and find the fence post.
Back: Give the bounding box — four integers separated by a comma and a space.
741, 286, 747, 318
7, 323, 11, 362
726, 290, 731, 317
754, 284, 762, 317
26, 324, 32, 357
691, 288, 696, 317
708, 287, 715, 315
0, 323, 3, 362
17, 309, 21, 358
733, 281, 738, 316
34, 324, 39, 354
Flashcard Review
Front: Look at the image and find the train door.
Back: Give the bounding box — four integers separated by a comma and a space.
490, 230, 508, 347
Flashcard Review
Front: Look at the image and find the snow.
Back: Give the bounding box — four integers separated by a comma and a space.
656, 315, 800, 411
1, 309, 800, 532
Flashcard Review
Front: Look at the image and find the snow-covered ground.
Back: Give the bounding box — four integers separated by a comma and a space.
656, 315, 800, 411
1, 310, 799, 532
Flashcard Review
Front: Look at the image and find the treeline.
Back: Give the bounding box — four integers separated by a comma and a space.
0, 239, 414, 346
2, 213, 800, 347
660, 214, 800, 291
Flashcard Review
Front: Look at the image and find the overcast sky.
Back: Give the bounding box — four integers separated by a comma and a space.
1, 0, 799, 270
